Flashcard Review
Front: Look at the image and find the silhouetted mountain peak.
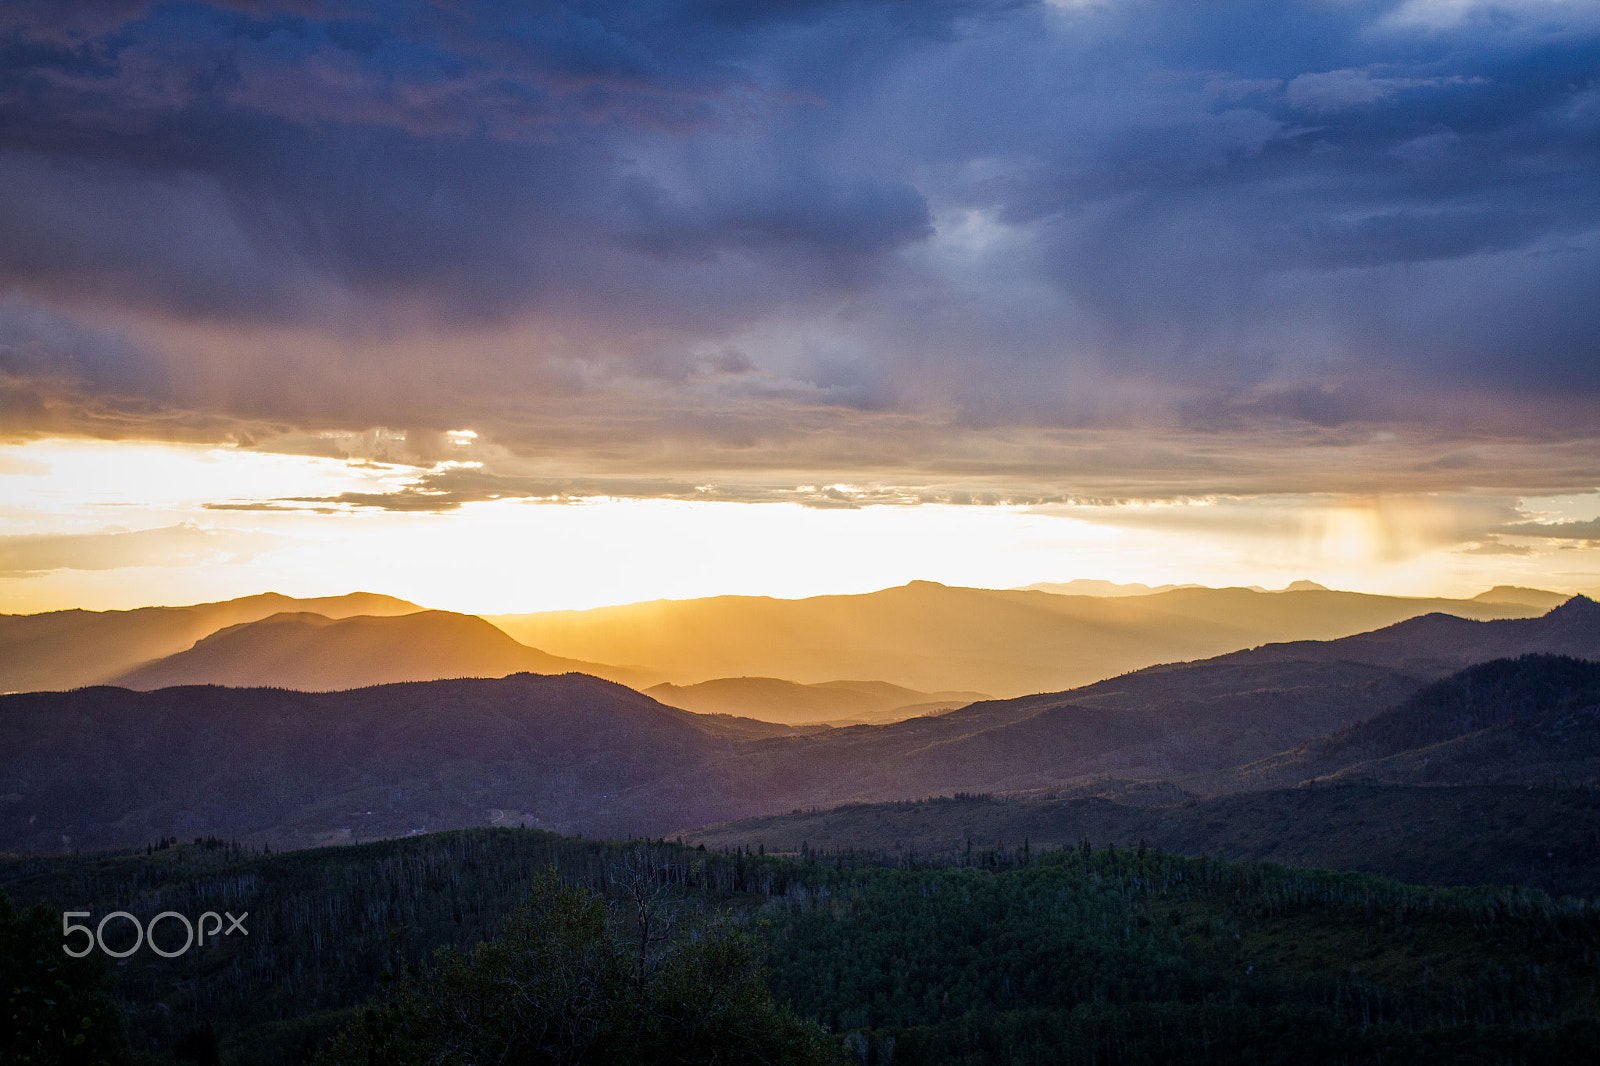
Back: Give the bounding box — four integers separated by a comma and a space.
0, 591, 428, 693
1533, 596, 1600, 644
108, 610, 648, 692
1472, 585, 1570, 608
1547, 594, 1599, 618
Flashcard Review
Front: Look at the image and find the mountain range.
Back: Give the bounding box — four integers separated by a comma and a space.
0, 592, 421, 693
683, 613, 1600, 891
4, 595, 1596, 856
3, 581, 1547, 709
489, 582, 1544, 696
111, 609, 655, 692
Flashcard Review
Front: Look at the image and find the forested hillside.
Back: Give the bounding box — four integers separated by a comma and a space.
1223, 655, 1600, 791
5, 829, 1599, 1065
689, 785, 1600, 899
0, 673, 784, 852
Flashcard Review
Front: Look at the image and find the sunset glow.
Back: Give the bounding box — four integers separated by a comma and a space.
1, 0, 1597, 613
3, 436, 1596, 614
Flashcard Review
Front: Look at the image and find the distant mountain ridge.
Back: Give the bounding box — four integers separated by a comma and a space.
1206, 594, 1600, 677
1474, 586, 1573, 609
490, 581, 1543, 696
0, 592, 422, 693
111, 610, 656, 692
1019, 579, 1336, 596
0, 582, 1558, 700
1017, 580, 1193, 596
702, 596, 1600, 800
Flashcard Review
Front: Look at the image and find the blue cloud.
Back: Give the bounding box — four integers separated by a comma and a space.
0, 0, 1594, 484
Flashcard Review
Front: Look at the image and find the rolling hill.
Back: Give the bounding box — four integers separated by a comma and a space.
488, 582, 1542, 696
0, 591, 422, 693
0, 672, 791, 853
111, 610, 656, 691
645, 677, 987, 725
6, 653, 1399, 854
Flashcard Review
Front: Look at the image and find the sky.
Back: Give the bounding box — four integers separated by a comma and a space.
1, 0, 1598, 613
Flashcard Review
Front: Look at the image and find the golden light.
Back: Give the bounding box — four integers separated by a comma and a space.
2, 438, 1597, 614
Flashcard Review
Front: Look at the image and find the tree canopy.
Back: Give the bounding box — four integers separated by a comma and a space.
314, 866, 837, 1066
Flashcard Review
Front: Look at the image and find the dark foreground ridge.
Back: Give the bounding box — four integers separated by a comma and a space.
5, 827, 1600, 1065
5, 635, 1599, 859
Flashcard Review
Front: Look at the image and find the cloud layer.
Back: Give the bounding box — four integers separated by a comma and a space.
1, 0, 1597, 501
0, 523, 282, 576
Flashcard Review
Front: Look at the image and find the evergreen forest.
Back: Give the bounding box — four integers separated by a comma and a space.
6, 827, 1600, 1064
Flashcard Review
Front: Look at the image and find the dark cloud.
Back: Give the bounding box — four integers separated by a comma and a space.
1500, 518, 1600, 540
0, 0, 150, 43
624, 174, 932, 266
0, 0, 1595, 495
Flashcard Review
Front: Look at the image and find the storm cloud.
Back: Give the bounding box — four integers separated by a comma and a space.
0, 0, 1596, 498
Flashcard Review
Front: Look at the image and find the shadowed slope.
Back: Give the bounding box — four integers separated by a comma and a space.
0, 673, 786, 852
1212, 653, 1600, 792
